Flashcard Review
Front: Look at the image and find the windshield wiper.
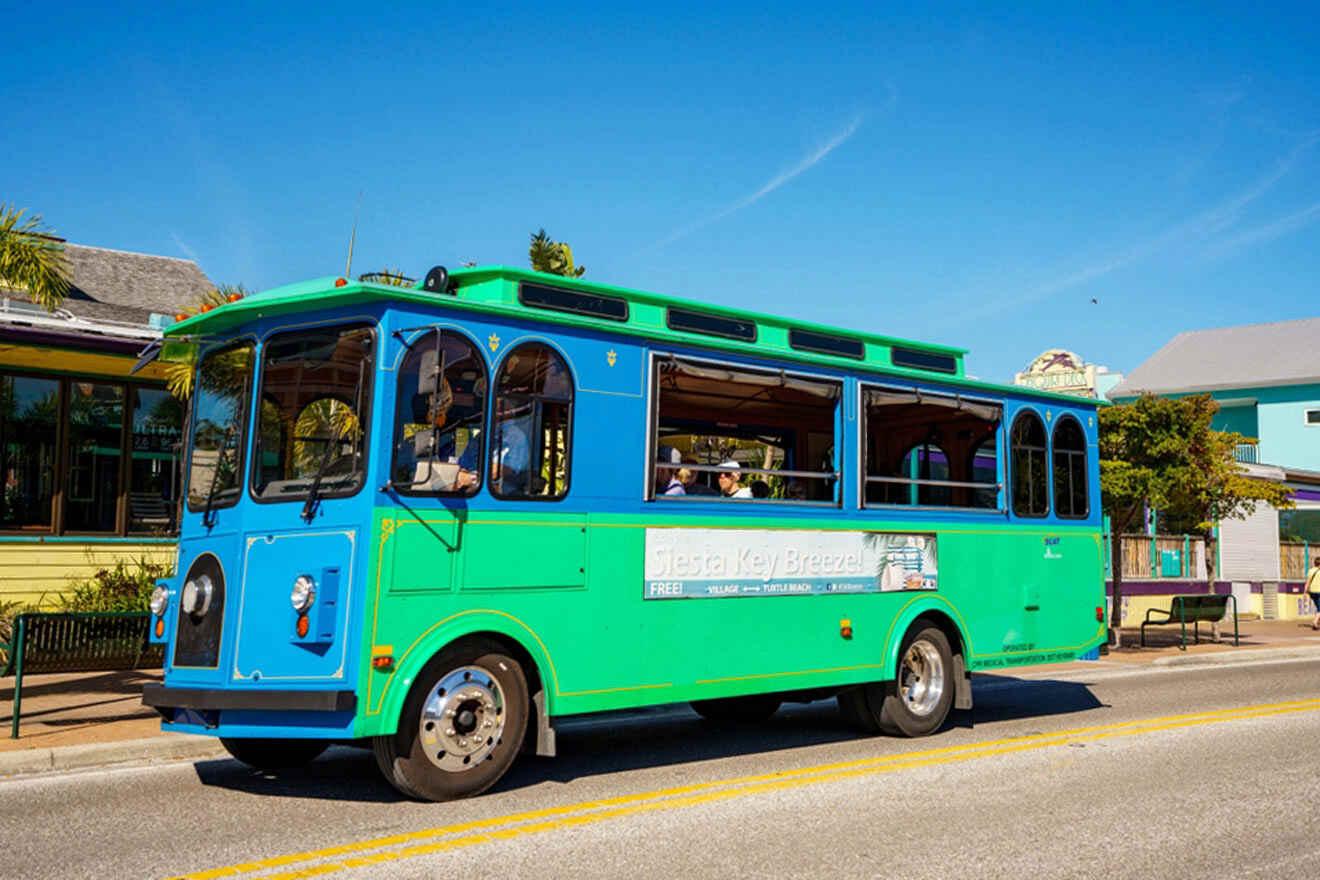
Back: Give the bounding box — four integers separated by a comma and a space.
300, 433, 341, 521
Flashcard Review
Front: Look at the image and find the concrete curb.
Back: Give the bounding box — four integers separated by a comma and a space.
0, 735, 227, 779
1151, 644, 1320, 668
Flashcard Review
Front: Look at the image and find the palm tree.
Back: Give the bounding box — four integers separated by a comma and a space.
163, 284, 252, 398
529, 229, 585, 277
358, 267, 415, 287
0, 204, 71, 311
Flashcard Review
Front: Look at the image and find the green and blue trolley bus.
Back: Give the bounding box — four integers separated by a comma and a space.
142, 264, 1107, 800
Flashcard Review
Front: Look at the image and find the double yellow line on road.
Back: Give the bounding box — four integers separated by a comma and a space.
171, 697, 1320, 880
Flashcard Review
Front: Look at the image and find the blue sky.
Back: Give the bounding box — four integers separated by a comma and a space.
5, 2, 1318, 382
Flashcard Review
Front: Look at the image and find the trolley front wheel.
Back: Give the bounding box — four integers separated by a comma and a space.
375, 639, 529, 802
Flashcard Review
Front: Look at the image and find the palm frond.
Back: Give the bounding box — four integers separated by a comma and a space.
0, 203, 71, 311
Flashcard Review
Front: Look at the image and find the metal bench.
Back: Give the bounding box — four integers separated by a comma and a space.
1140, 594, 1239, 651
1, 612, 164, 738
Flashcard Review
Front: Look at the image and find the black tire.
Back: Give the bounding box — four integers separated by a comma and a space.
690, 694, 782, 723
372, 734, 424, 800
220, 737, 329, 770
872, 624, 955, 737
836, 686, 882, 733
374, 639, 528, 802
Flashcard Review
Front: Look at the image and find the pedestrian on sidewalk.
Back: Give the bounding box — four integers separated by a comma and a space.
1308, 558, 1320, 630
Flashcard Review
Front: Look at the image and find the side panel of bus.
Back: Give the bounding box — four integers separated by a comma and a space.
352, 307, 1105, 737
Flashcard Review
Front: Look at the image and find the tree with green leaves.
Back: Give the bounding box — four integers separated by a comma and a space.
163, 284, 253, 398
529, 229, 585, 278
1099, 393, 1293, 644
0, 203, 71, 311
358, 267, 415, 287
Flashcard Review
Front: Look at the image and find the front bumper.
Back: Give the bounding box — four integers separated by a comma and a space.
142, 684, 356, 714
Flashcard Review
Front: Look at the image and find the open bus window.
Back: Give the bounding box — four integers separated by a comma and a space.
1052, 415, 1088, 519
392, 329, 487, 495
862, 385, 1001, 509
186, 342, 254, 513
251, 324, 374, 502
1010, 410, 1049, 517
490, 342, 573, 500
650, 356, 840, 502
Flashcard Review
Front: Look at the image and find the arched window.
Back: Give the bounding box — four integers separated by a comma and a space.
391, 330, 487, 495
1052, 416, 1088, 518
1010, 411, 1049, 517
898, 442, 952, 506
491, 343, 573, 499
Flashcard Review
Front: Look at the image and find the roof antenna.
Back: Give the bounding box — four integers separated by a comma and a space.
345, 190, 362, 279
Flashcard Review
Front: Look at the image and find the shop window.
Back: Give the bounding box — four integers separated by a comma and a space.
392, 330, 487, 495
1052, 416, 1088, 519
1010, 411, 1049, 518
129, 387, 184, 533
651, 357, 840, 502
66, 383, 125, 532
490, 343, 573, 499
0, 376, 58, 531
863, 386, 1001, 509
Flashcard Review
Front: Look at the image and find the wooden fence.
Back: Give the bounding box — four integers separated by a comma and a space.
1114, 534, 1211, 580
1281, 542, 1314, 581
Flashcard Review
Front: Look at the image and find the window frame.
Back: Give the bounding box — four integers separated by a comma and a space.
1009, 409, 1051, 519
487, 340, 576, 502
857, 381, 1005, 513
388, 326, 489, 498
246, 321, 377, 506
644, 350, 844, 507
1305, 408, 1320, 426
1051, 414, 1090, 520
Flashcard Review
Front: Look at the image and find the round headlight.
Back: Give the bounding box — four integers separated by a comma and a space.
181, 574, 214, 617
149, 585, 170, 617
291, 575, 316, 613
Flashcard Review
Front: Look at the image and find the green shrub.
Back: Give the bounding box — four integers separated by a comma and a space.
0, 599, 41, 666
58, 557, 174, 614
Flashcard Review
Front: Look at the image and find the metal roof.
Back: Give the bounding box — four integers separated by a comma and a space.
1109, 316, 1320, 398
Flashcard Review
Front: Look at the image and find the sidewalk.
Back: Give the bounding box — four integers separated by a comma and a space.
3, 618, 1320, 778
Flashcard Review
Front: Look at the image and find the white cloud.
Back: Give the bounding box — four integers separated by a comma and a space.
649, 116, 863, 251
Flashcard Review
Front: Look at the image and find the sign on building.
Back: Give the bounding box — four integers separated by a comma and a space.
1014, 349, 1119, 399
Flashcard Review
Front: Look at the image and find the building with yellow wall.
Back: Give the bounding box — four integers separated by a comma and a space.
0, 242, 212, 604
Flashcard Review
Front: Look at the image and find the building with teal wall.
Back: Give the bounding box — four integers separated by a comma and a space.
1109, 317, 1320, 595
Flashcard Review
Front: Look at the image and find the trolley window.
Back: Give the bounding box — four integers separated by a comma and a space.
251, 323, 375, 503
391, 329, 488, 495
862, 385, 1001, 509
650, 356, 840, 503
186, 342, 255, 513
1010, 411, 1050, 518
490, 342, 573, 500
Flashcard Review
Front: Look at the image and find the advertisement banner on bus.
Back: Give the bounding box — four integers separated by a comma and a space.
643, 528, 937, 599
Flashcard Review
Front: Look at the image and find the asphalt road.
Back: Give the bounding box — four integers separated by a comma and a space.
3, 657, 1320, 880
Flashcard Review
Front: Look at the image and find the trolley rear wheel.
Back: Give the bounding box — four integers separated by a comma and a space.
873, 624, 955, 737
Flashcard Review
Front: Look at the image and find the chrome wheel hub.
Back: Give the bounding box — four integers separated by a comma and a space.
419, 665, 506, 772
899, 640, 945, 717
